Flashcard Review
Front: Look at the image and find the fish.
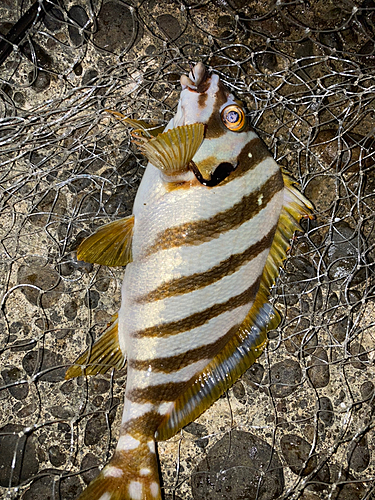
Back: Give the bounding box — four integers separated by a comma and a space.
65, 62, 313, 500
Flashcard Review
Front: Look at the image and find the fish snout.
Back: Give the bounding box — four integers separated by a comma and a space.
180, 62, 210, 92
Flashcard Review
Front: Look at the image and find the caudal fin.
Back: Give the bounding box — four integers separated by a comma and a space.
77, 436, 162, 500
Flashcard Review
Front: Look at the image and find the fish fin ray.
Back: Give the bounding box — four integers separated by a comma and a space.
137, 123, 205, 175
75, 475, 161, 500
77, 215, 134, 267
106, 110, 165, 138
75, 440, 162, 500
156, 176, 313, 440
65, 314, 126, 379
155, 297, 279, 441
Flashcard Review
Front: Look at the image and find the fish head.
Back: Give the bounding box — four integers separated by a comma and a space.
171, 62, 257, 186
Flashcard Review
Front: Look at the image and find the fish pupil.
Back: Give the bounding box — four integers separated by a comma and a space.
226, 110, 239, 123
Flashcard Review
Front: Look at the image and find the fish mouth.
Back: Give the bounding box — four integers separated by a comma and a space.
180, 62, 211, 93
190, 160, 237, 187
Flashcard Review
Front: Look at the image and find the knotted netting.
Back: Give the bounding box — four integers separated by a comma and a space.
0, 0, 374, 499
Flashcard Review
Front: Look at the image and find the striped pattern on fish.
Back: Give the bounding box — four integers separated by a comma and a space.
66, 62, 313, 500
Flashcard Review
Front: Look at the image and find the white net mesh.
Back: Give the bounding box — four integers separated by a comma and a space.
0, 0, 374, 499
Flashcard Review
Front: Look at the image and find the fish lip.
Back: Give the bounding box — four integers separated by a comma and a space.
180, 63, 211, 93
183, 78, 211, 94
190, 62, 207, 85
190, 160, 238, 187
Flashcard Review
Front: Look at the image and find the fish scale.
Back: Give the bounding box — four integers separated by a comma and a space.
66, 62, 313, 500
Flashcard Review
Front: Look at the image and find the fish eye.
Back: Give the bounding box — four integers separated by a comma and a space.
221, 105, 246, 132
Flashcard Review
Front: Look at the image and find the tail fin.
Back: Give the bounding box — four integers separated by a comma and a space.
77, 436, 162, 500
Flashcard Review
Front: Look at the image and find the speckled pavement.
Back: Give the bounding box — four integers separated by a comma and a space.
0, 1, 374, 499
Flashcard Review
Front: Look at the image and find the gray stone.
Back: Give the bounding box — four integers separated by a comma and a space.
84, 413, 107, 446
68, 6, 90, 47
280, 433, 329, 486
84, 290, 100, 309
268, 359, 302, 398
22, 348, 66, 383
156, 14, 182, 40
307, 348, 330, 388
81, 452, 100, 484
347, 436, 370, 473
0, 424, 39, 487
242, 362, 264, 389
318, 396, 334, 427
93, 1, 138, 54
64, 301, 78, 321
48, 445, 66, 467
17, 264, 64, 309
43, 7, 64, 32
192, 430, 284, 500
1, 365, 29, 400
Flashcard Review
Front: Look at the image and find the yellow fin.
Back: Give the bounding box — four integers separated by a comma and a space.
123, 118, 165, 139
65, 314, 125, 379
156, 174, 313, 441
155, 297, 279, 441
106, 110, 165, 138
261, 174, 313, 290
74, 439, 162, 500
77, 215, 134, 267
137, 123, 205, 175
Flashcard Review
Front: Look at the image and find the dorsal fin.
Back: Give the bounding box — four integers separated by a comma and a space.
77, 215, 134, 267
108, 110, 205, 176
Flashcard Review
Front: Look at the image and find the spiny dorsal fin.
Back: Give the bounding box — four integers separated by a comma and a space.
136, 123, 205, 176
155, 175, 313, 441
106, 110, 165, 138
77, 215, 134, 267
123, 118, 165, 139
65, 314, 126, 379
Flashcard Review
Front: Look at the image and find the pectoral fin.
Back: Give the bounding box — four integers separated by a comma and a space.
136, 123, 205, 176
65, 314, 126, 379
77, 215, 134, 267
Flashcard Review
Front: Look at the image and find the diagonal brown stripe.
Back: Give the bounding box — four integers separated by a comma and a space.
118, 411, 164, 439
204, 80, 231, 139
146, 169, 283, 255
138, 224, 277, 303
129, 324, 240, 373
127, 380, 193, 404
133, 275, 261, 339
192, 137, 270, 187
220, 137, 271, 185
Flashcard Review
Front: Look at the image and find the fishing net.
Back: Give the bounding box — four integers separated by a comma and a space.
0, 0, 374, 499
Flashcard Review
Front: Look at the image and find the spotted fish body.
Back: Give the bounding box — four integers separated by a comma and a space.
67, 63, 313, 500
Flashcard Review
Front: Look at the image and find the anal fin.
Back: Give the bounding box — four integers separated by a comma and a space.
155, 294, 280, 441
65, 314, 126, 379
77, 215, 134, 267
